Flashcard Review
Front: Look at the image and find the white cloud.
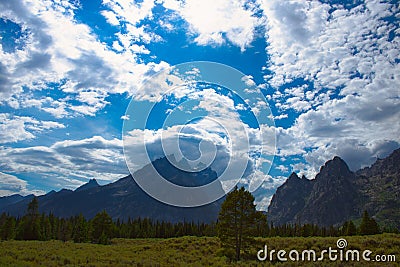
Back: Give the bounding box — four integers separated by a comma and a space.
253, 175, 287, 210
259, 0, 400, 176
273, 114, 288, 120
0, 172, 45, 196
0, 136, 128, 190
0, 113, 65, 143
101, 0, 161, 51
124, 122, 231, 175
0, 0, 168, 117
101, 10, 120, 26
276, 165, 288, 173
241, 75, 256, 87
261, 0, 398, 98
102, 0, 155, 26
162, 0, 261, 51
133, 66, 186, 102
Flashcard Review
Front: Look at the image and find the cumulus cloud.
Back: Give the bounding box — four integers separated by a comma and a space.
0, 0, 168, 117
259, 0, 400, 175
162, 0, 261, 51
261, 0, 399, 105
0, 113, 65, 143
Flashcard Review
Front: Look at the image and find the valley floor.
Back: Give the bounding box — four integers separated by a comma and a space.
0, 234, 398, 266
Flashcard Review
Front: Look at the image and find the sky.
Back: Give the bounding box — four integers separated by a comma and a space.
0, 0, 399, 210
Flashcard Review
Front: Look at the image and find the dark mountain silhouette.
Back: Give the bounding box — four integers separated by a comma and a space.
267, 173, 313, 225
0, 156, 225, 223
75, 178, 100, 192
296, 157, 361, 226
268, 148, 400, 229
0, 194, 30, 210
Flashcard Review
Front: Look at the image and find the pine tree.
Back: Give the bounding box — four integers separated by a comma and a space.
342, 220, 357, 236
40, 213, 51, 241
254, 211, 268, 237
217, 186, 258, 261
0, 214, 16, 240
359, 210, 380, 235
58, 218, 72, 242
91, 210, 113, 244
21, 197, 41, 240
73, 214, 89, 243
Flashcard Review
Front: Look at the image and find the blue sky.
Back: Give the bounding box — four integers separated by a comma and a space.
0, 0, 399, 210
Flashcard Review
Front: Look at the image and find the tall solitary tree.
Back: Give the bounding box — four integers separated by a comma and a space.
217, 186, 258, 261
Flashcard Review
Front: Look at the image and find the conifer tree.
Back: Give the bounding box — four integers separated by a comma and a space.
91, 210, 113, 244
73, 214, 89, 243
342, 220, 357, 236
359, 210, 379, 235
217, 186, 258, 261
20, 197, 41, 240
0, 214, 16, 240
58, 218, 72, 242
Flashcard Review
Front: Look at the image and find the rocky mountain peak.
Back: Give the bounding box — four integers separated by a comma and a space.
287, 172, 299, 180
267, 171, 314, 226
75, 178, 100, 192
286, 172, 311, 186
268, 148, 400, 229
319, 156, 351, 177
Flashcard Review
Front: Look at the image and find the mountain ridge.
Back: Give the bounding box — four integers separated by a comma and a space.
0, 156, 225, 223
268, 148, 400, 229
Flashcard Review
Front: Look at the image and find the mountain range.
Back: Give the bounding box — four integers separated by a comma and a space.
1, 149, 399, 228
268, 148, 400, 229
0, 156, 224, 223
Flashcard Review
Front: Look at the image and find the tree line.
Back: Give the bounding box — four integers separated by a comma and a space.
0, 197, 217, 244
0, 191, 392, 250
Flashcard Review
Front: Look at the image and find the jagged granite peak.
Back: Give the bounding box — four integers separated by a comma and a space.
268, 148, 400, 229
286, 172, 310, 184
267, 172, 314, 226
318, 156, 351, 178
75, 178, 100, 192
288, 172, 299, 180
299, 156, 359, 226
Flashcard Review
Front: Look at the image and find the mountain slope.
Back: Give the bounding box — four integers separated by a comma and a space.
298, 157, 361, 226
0, 194, 30, 210
268, 148, 400, 229
267, 173, 314, 225
355, 148, 400, 229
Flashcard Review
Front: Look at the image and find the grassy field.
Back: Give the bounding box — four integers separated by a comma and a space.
0, 234, 398, 266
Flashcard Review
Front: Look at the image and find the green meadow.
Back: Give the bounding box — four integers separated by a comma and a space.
0, 234, 398, 266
